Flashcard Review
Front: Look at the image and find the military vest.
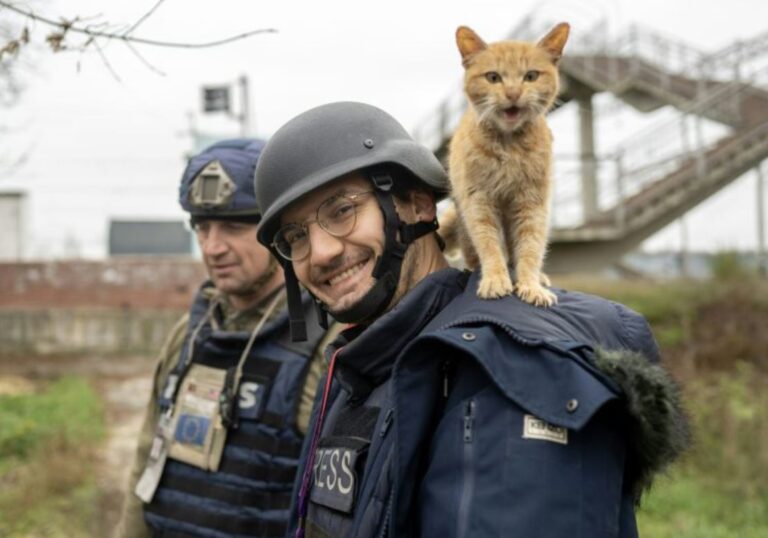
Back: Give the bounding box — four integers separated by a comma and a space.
145, 284, 323, 537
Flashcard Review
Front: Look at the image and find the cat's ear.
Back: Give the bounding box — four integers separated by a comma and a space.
538, 22, 570, 64
456, 26, 487, 66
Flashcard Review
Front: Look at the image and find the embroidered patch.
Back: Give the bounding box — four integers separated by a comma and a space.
522, 414, 568, 445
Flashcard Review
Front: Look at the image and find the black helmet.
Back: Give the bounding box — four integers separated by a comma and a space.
255, 102, 448, 247
179, 138, 266, 222
254, 102, 448, 341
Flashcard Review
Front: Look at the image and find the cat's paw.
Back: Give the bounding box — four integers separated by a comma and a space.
477, 274, 514, 299
540, 272, 552, 287
515, 281, 558, 307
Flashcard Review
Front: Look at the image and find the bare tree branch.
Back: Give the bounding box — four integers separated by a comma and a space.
92, 37, 121, 82
125, 40, 166, 76
0, 1, 277, 50
123, 0, 166, 37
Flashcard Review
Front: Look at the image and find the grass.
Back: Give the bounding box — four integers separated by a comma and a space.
638, 471, 768, 538
0, 377, 105, 537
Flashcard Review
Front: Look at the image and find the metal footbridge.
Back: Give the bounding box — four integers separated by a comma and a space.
414, 16, 768, 272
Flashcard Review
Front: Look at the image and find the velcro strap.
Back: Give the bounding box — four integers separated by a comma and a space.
160, 473, 292, 510
219, 457, 298, 483
260, 410, 288, 430
146, 500, 287, 537
227, 429, 303, 459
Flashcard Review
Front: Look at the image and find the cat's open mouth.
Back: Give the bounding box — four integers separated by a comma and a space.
503, 106, 522, 121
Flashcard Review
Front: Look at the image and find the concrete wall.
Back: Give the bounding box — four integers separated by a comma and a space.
0, 192, 25, 261
0, 308, 183, 356
0, 258, 206, 356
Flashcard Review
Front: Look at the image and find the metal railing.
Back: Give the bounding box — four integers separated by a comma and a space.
551, 60, 768, 228
413, 14, 768, 239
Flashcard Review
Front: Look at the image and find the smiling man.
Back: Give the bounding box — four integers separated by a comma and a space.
116, 139, 333, 538
253, 102, 689, 538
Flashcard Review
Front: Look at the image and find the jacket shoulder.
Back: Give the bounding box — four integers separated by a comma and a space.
430, 270, 660, 361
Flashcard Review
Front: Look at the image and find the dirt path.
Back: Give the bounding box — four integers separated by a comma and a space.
93, 363, 154, 535
0, 354, 156, 536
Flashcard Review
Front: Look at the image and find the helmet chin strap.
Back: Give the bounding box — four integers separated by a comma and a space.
281, 173, 438, 341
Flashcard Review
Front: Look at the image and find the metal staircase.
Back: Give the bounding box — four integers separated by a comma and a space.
415, 17, 768, 273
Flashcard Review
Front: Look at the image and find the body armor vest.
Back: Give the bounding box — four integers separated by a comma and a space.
145, 283, 323, 537
304, 381, 392, 538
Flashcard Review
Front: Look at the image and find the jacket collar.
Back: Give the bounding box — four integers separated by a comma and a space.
329, 268, 468, 400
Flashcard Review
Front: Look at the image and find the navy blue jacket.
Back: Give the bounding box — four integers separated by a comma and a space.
290, 268, 682, 538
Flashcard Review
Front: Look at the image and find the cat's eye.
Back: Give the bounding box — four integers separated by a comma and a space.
524, 70, 540, 82
485, 71, 502, 83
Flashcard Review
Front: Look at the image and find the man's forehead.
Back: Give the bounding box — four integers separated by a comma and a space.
281, 174, 370, 224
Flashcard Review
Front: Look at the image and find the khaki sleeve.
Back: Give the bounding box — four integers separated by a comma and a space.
113, 313, 190, 538
295, 322, 345, 435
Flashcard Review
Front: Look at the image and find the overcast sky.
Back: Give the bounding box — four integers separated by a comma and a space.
2, 0, 768, 258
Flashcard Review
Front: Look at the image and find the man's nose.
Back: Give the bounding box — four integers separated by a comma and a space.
202, 226, 229, 257
307, 222, 344, 266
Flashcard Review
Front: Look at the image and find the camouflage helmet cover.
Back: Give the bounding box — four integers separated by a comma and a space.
179, 138, 266, 220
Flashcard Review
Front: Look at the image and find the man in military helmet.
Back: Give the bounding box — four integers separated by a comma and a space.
116, 139, 335, 538
253, 102, 689, 537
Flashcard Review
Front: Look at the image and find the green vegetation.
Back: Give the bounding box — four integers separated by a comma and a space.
0, 270, 765, 536
0, 377, 105, 537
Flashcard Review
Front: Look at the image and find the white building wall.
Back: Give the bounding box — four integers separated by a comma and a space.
0, 192, 26, 261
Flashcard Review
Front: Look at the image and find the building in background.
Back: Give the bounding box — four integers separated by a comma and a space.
0, 191, 27, 261
108, 220, 193, 256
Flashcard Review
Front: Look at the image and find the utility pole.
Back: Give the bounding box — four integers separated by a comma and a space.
679, 216, 690, 279
238, 74, 250, 137
757, 163, 766, 277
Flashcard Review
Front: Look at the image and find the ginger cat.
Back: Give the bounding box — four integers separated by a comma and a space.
446, 22, 569, 306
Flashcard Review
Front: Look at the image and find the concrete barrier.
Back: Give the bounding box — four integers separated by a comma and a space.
0, 308, 185, 356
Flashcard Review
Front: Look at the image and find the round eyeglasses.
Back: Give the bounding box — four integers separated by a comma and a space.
272, 191, 375, 261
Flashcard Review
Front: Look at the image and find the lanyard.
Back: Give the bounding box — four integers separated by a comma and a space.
219, 289, 285, 426
295, 346, 342, 537
162, 288, 284, 415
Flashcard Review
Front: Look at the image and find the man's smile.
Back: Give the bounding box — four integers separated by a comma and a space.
327, 259, 369, 286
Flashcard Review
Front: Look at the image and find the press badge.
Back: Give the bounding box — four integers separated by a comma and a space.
309, 446, 362, 514
167, 364, 229, 471
235, 377, 269, 421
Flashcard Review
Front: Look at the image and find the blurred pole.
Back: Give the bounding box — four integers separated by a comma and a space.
576, 89, 598, 221
757, 163, 766, 277
679, 217, 689, 279
239, 74, 251, 137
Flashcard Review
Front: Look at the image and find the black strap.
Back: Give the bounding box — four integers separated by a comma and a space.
283, 262, 308, 342
227, 429, 303, 458
399, 217, 439, 244
218, 457, 297, 483
259, 410, 288, 430
159, 473, 292, 510
147, 500, 288, 537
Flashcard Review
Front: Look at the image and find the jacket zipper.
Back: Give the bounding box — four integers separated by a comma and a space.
457, 398, 475, 537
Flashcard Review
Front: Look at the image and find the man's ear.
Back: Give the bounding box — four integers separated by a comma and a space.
410, 189, 437, 222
